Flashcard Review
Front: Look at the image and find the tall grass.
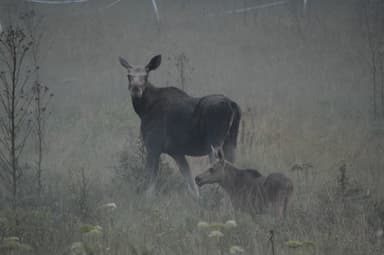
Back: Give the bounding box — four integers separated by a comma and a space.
1, 112, 383, 255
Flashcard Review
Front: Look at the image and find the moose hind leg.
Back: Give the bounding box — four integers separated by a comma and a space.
172, 154, 199, 197
223, 141, 236, 162
276, 192, 287, 219
145, 150, 160, 197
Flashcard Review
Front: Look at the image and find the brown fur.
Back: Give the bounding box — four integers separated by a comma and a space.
195, 160, 293, 218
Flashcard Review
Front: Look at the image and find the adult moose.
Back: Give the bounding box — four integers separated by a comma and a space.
118, 55, 241, 197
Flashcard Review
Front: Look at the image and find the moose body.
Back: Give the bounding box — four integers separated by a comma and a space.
195, 149, 293, 217
119, 55, 241, 196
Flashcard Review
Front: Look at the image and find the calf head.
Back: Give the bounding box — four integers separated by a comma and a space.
118, 55, 161, 98
195, 147, 226, 187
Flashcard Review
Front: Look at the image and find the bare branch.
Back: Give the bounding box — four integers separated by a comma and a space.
0, 148, 11, 171
0, 47, 12, 70
103, 0, 121, 9
208, 1, 288, 17
151, 0, 160, 23
15, 122, 32, 160
15, 73, 32, 108
0, 91, 9, 113
0, 127, 10, 144
15, 44, 30, 89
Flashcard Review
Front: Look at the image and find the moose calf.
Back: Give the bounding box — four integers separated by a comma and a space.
195, 148, 293, 218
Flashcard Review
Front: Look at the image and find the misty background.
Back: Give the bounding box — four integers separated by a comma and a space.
10, 0, 379, 185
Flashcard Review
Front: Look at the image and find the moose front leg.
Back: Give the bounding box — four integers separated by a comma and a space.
172, 154, 199, 198
208, 151, 215, 164
145, 150, 160, 197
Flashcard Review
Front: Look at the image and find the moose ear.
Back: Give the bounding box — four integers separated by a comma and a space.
146, 55, 161, 71
119, 56, 132, 69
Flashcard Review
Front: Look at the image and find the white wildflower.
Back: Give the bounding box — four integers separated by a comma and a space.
230, 245, 245, 254
70, 242, 86, 255
208, 230, 224, 238
4, 236, 20, 242
225, 220, 237, 228
197, 221, 209, 229
99, 202, 117, 211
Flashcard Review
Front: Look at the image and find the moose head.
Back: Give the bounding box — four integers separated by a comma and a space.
118, 55, 161, 98
195, 146, 227, 187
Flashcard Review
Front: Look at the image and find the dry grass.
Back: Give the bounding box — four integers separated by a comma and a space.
1, 113, 384, 255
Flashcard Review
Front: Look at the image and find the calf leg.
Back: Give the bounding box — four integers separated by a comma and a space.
172, 154, 199, 197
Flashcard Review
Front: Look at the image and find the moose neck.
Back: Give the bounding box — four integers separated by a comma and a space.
131, 83, 156, 118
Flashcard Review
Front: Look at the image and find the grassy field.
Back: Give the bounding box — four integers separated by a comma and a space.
1, 112, 383, 255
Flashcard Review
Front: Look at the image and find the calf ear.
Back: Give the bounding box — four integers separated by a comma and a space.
217, 148, 225, 161
119, 56, 132, 69
146, 55, 161, 71
212, 145, 225, 161
211, 146, 219, 159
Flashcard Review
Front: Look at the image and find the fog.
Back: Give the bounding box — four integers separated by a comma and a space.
21, 0, 376, 173
0, 0, 383, 254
